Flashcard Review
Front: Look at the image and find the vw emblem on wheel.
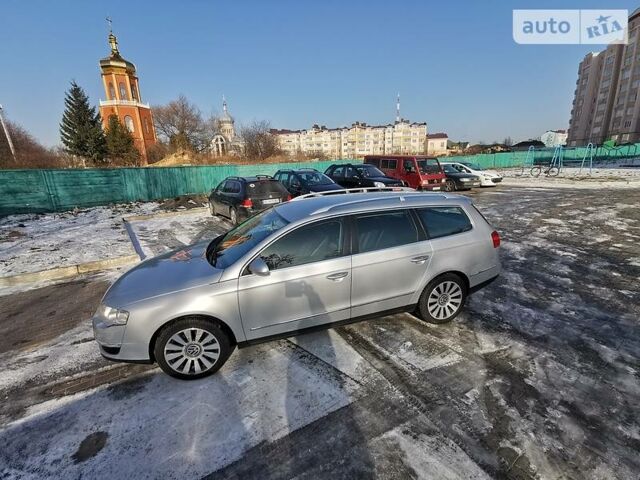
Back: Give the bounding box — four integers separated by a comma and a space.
185, 343, 201, 357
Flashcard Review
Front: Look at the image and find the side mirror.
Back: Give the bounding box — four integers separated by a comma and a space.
248, 257, 270, 276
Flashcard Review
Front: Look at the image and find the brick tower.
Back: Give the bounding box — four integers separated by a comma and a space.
98, 28, 157, 164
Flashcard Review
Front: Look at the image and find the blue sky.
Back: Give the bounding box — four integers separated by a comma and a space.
0, 0, 636, 147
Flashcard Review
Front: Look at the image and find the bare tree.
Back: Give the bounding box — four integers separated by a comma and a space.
0, 120, 62, 168
240, 120, 281, 160
152, 95, 215, 153
503, 136, 513, 146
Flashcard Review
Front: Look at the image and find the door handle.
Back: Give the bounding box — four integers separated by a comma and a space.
410, 255, 430, 264
326, 271, 349, 281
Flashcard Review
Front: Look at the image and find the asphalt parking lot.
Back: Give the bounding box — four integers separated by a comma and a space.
1, 184, 639, 479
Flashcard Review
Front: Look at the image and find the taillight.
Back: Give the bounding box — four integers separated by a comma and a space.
491, 231, 500, 248
286, 194, 292, 201
241, 198, 253, 208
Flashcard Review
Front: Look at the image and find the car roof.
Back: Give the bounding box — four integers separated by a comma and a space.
274, 191, 472, 223
228, 175, 275, 182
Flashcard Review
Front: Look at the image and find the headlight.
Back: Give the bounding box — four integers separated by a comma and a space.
373, 181, 385, 187
441, 178, 446, 183
460, 178, 470, 182
96, 304, 129, 325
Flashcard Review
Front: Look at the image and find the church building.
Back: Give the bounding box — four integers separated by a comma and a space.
210, 97, 244, 156
98, 28, 157, 164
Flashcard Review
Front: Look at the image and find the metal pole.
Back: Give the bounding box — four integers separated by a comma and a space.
0, 104, 16, 160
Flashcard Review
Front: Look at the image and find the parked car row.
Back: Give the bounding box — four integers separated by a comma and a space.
208, 156, 503, 224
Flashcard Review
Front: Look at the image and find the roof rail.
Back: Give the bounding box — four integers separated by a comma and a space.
254, 174, 273, 179
291, 186, 415, 201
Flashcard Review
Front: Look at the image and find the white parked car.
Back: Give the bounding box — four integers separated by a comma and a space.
446, 162, 503, 187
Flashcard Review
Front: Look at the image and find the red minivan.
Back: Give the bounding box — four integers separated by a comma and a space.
364, 155, 446, 191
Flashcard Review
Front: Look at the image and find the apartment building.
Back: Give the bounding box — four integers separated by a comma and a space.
567, 9, 640, 146
272, 119, 428, 158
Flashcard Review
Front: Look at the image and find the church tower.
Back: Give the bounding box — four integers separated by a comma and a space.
98, 26, 157, 164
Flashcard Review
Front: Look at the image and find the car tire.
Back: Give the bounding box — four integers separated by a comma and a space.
443, 180, 455, 192
229, 207, 238, 225
154, 317, 232, 380
415, 273, 467, 324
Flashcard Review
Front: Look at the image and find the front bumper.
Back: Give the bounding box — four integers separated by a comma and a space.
92, 315, 126, 357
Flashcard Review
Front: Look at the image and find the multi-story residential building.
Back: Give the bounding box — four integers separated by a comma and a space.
567, 9, 640, 146
272, 119, 428, 158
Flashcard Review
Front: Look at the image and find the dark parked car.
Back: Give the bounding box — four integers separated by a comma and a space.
324, 163, 403, 189
440, 164, 481, 191
209, 175, 290, 224
274, 168, 342, 197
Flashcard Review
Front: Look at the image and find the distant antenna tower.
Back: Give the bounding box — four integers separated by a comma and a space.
396, 93, 400, 122
0, 104, 16, 161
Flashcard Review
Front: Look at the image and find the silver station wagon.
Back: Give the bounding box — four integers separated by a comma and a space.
93, 189, 501, 379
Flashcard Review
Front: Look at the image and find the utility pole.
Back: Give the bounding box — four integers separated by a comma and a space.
0, 104, 16, 161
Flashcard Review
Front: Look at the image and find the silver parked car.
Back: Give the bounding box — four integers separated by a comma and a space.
93, 189, 501, 380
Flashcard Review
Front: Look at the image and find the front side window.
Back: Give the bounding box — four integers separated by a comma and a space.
207, 208, 289, 269
417, 207, 472, 239
355, 210, 419, 253
298, 171, 333, 186
259, 220, 343, 270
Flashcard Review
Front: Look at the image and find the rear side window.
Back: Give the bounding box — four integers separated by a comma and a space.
365, 158, 380, 167
380, 159, 397, 169
246, 180, 288, 198
260, 220, 343, 270
417, 207, 472, 239
332, 166, 345, 178
355, 211, 419, 253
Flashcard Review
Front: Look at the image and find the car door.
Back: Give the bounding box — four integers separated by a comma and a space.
237, 217, 351, 340
328, 165, 346, 187
344, 166, 361, 188
350, 209, 433, 318
403, 159, 421, 188
211, 180, 228, 214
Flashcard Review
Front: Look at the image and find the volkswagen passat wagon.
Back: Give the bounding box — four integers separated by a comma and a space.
93, 190, 501, 380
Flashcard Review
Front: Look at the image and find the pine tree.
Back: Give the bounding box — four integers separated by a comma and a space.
105, 115, 140, 165
60, 81, 106, 162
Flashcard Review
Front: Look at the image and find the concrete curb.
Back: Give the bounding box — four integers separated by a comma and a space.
123, 206, 208, 222
0, 254, 140, 287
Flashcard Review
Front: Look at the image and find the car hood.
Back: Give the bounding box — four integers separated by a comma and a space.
309, 183, 343, 192
481, 170, 501, 177
102, 240, 223, 308
369, 176, 402, 185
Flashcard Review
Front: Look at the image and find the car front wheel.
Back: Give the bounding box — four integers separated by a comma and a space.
415, 274, 467, 324
443, 180, 455, 192
155, 317, 232, 380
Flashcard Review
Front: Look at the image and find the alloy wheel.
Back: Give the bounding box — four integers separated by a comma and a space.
163, 328, 221, 375
427, 281, 463, 320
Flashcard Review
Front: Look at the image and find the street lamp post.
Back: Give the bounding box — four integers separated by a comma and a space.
0, 104, 16, 161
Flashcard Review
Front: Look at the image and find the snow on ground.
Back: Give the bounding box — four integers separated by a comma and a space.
499, 166, 640, 189
127, 209, 230, 259
0, 203, 159, 276
0, 338, 362, 479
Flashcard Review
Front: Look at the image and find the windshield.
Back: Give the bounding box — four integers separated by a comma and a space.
298, 171, 334, 186
462, 163, 483, 171
355, 165, 384, 178
416, 159, 442, 175
206, 208, 289, 269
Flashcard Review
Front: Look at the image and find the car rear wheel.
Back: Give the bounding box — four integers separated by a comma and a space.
229, 207, 238, 225
415, 273, 467, 324
155, 317, 232, 380
443, 180, 455, 192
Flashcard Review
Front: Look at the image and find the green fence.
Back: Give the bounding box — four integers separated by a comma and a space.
0, 160, 355, 216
